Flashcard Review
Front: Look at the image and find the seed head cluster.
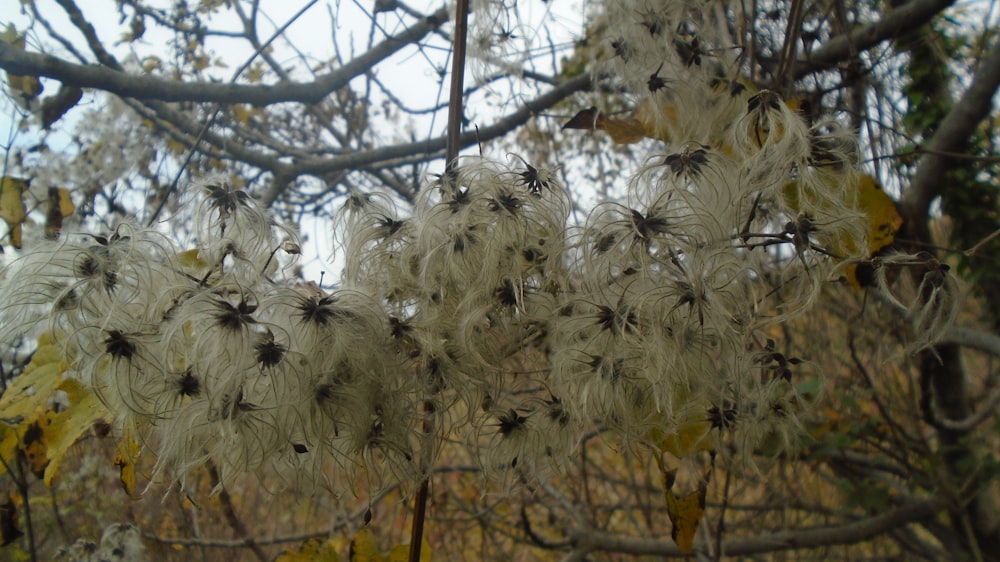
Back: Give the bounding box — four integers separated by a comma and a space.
0, 0, 958, 493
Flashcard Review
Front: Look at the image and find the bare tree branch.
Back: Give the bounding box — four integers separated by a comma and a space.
942, 326, 1000, 357
794, 0, 957, 76
567, 496, 949, 558
258, 73, 594, 205
54, 0, 124, 70
901, 37, 1000, 221
0, 7, 449, 106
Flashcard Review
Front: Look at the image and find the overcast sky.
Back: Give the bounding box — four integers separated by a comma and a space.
0, 0, 588, 277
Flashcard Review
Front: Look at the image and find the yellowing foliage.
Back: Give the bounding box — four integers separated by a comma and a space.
1, 25, 42, 105
0, 332, 66, 426
176, 248, 209, 276
0, 333, 110, 486
0, 178, 74, 247
0, 176, 28, 248
562, 101, 671, 144
562, 83, 793, 148
563, 90, 904, 289
663, 468, 708, 555
331, 527, 433, 562
42, 378, 106, 486
44, 187, 75, 240
275, 536, 343, 562
648, 415, 713, 459
387, 539, 431, 562
114, 424, 142, 498
646, 388, 715, 460
784, 173, 903, 288
232, 104, 262, 125
141, 56, 162, 73
350, 528, 383, 562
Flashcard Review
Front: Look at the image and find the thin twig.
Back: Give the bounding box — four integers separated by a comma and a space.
713, 461, 731, 561
964, 227, 1000, 257
146, 0, 319, 226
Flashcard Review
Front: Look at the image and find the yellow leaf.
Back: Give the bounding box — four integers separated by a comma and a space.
562, 101, 668, 145
114, 424, 141, 498
663, 469, 707, 555
56, 187, 74, 217
192, 54, 210, 72
0, 176, 27, 248
350, 528, 384, 562
275, 536, 342, 562
245, 62, 264, 83
387, 539, 431, 562
45, 187, 75, 240
21, 416, 48, 477
177, 248, 209, 277
141, 56, 162, 73
0, 333, 109, 485
856, 174, 903, 253
562, 81, 807, 149
166, 138, 187, 155
42, 378, 108, 487
784, 173, 903, 289
1, 25, 43, 104
0, 430, 17, 476
648, 417, 713, 459
646, 394, 715, 459
232, 104, 260, 125
0, 333, 66, 425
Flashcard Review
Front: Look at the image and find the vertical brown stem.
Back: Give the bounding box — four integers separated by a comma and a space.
205, 461, 268, 562
407, 469, 430, 562
17, 455, 37, 562
445, 0, 470, 169
408, 1, 469, 560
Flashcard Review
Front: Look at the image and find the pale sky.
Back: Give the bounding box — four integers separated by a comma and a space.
0, 0, 589, 279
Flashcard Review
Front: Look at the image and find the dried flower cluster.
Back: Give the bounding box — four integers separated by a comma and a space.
54, 523, 146, 562
0, 0, 958, 494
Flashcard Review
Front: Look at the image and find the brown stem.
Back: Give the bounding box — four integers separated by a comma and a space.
407, 2, 470, 560
407, 474, 430, 562
205, 461, 268, 562
445, 0, 470, 169
0, 451, 37, 562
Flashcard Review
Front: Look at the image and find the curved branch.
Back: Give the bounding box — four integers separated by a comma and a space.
794, 0, 957, 76
54, 0, 123, 70
901, 37, 1000, 222
942, 326, 1000, 357
568, 496, 949, 558
0, 7, 449, 106
927, 380, 1000, 432
259, 73, 593, 205
128, 99, 290, 172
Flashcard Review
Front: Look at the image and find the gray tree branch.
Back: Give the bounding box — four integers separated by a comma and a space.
942, 326, 1000, 357
567, 496, 948, 558
0, 7, 449, 106
258, 73, 594, 205
901, 37, 1000, 220
794, 0, 957, 75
